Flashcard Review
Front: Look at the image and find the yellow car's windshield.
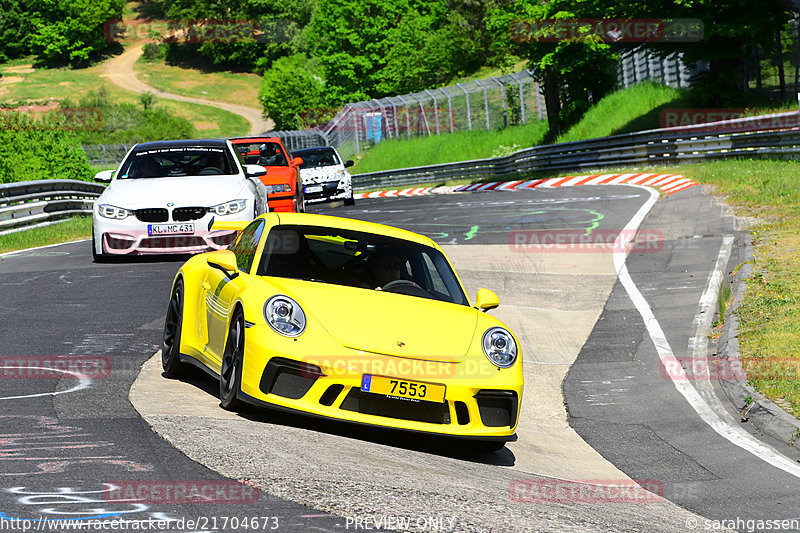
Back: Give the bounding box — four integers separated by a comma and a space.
256, 225, 469, 306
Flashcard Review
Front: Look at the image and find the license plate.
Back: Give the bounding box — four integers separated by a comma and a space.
305, 185, 323, 193
361, 375, 445, 403
148, 223, 195, 236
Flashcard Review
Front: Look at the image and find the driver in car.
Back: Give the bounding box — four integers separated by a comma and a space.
370, 250, 404, 290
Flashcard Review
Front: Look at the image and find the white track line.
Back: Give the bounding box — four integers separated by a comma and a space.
0, 366, 92, 401
0, 238, 89, 259
615, 186, 800, 479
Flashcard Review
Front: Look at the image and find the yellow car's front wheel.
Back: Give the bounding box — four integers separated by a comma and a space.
162, 279, 186, 377
220, 310, 246, 411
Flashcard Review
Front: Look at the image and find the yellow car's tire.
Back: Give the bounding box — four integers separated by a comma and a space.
162, 279, 186, 376
220, 310, 245, 410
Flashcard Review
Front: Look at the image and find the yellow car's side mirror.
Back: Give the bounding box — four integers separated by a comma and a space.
475, 288, 500, 312
207, 250, 239, 277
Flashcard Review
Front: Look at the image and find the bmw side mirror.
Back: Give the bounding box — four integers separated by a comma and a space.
244, 164, 267, 177
94, 170, 114, 183
344, 160, 354, 168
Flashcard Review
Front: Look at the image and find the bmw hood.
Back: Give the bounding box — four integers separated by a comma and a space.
267, 279, 478, 360
99, 175, 249, 209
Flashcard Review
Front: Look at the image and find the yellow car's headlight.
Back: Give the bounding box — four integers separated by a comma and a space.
264, 295, 306, 337
482, 327, 517, 368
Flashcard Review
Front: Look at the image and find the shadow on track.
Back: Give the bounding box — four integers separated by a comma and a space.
163, 365, 516, 466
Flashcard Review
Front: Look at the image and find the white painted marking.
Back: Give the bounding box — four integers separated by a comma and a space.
608, 174, 636, 184
614, 186, 800, 479
0, 366, 92, 401
0, 239, 89, 259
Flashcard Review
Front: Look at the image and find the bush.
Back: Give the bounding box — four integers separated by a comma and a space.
71, 89, 198, 144
0, 112, 93, 183
258, 54, 329, 130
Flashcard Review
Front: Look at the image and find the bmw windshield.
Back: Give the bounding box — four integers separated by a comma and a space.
118, 146, 238, 178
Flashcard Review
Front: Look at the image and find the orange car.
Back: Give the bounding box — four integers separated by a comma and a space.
230, 137, 304, 212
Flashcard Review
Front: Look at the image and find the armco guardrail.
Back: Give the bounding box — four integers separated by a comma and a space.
0, 179, 105, 236
351, 111, 800, 191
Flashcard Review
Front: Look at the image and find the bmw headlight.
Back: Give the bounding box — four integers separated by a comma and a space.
264, 295, 306, 337
97, 204, 132, 220
482, 327, 518, 368
210, 199, 247, 216
264, 184, 291, 194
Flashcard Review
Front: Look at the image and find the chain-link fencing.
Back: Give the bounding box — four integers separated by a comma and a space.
265, 69, 545, 163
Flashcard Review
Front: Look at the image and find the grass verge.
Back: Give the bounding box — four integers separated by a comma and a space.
351, 120, 549, 174
0, 60, 249, 138
0, 216, 92, 255
134, 57, 262, 109
556, 82, 687, 143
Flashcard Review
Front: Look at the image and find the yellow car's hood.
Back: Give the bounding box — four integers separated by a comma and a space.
266, 278, 478, 360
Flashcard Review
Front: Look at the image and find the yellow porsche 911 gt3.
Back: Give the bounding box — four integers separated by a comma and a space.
161, 212, 523, 448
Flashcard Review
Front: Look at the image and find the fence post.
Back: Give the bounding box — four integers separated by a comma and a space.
397, 95, 411, 139
351, 108, 360, 154
493, 78, 507, 128
475, 80, 490, 130
536, 82, 543, 121
415, 95, 431, 136
456, 83, 472, 131
518, 80, 526, 125
424, 90, 440, 135
441, 88, 454, 133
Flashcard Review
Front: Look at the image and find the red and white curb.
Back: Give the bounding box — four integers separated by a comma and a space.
355, 173, 699, 200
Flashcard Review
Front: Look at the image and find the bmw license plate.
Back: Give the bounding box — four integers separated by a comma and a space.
148, 223, 195, 236
305, 185, 323, 194
361, 375, 445, 403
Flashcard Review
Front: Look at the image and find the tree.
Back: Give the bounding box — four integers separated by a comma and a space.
258, 54, 329, 130
27, 0, 125, 65
487, 1, 619, 135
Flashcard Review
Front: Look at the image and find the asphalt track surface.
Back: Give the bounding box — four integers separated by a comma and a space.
0, 185, 797, 532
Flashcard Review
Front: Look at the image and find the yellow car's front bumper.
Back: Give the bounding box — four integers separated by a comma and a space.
238, 325, 523, 441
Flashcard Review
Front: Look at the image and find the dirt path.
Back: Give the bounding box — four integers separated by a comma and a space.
101, 43, 274, 135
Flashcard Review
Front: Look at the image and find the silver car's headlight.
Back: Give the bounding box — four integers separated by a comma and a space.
482, 327, 518, 368
97, 204, 133, 220
210, 199, 247, 216
264, 295, 306, 337
264, 184, 291, 194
